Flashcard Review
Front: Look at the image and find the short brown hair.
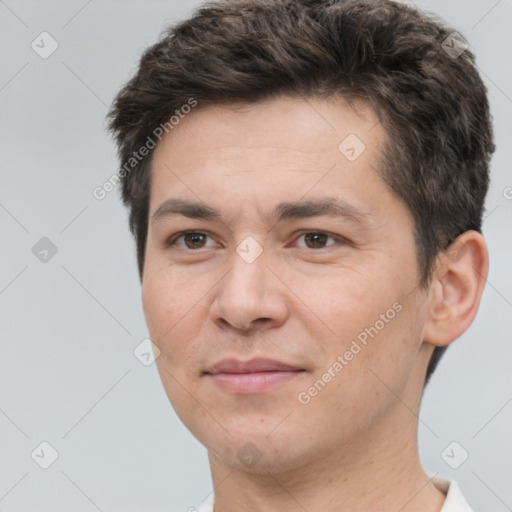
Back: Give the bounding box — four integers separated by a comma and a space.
107, 0, 495, 385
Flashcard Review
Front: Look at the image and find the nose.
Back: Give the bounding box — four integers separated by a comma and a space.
210, 241, 289, 334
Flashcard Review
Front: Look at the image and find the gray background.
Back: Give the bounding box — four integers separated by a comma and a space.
0, 0, 511, 510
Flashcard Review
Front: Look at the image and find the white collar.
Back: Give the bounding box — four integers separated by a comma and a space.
431, 473, 474, 512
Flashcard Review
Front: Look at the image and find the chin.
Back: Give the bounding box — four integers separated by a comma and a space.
195, 421, 316, 475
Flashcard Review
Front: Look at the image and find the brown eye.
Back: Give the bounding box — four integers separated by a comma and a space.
183, 232, 207, 249
294, 232, 339, 249
167, 231, 215, 250
303, 233, 330, 248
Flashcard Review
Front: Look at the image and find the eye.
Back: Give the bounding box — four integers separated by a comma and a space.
166, 230, 347, 251
292, 232, 342, 249
167, 231, 216, 250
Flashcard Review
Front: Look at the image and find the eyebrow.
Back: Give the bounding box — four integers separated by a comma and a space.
151, 197, 372, 226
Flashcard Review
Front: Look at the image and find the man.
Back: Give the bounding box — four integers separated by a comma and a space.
107, 0, 494, 510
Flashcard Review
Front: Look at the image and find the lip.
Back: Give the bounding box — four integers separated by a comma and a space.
207, 358, 303, 374
204, 358, 306, 394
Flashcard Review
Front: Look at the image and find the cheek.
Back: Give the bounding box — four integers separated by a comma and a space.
141, 268, 211, 382
282, 266, 380, 345
142, 281, 189, 394
294, 265, 420, 380
339, 295, 425, 403
142, 274, 205, 421
141, 276, 175, 344
295, 303, 421, 440
142, 263, 202, 342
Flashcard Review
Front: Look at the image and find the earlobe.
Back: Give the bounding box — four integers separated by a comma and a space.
423, 230, 489, 347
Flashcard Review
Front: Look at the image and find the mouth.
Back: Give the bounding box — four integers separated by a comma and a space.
203, 358, 306, 394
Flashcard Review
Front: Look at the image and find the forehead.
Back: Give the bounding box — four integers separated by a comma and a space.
148, 95, 394, 223
156, 95, 382, 159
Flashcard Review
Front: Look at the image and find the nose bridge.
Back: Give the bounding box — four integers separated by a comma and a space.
223, 235, 269, 304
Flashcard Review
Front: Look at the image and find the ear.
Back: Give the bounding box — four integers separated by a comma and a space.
423, 230, 489, 347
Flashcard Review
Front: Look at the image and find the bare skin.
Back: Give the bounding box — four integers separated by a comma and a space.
141, 96, 488, 511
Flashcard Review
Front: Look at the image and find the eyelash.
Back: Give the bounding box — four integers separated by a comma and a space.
165, 230, 348, 251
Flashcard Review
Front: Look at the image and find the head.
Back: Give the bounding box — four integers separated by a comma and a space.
108, 0, 493, 474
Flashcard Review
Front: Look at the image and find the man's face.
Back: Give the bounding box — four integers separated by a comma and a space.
143, 96, 433, 472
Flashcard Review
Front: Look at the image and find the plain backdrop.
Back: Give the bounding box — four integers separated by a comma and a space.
1, 1, 511, 511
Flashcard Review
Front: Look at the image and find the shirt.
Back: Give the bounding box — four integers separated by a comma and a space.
195, 474, 474, 512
